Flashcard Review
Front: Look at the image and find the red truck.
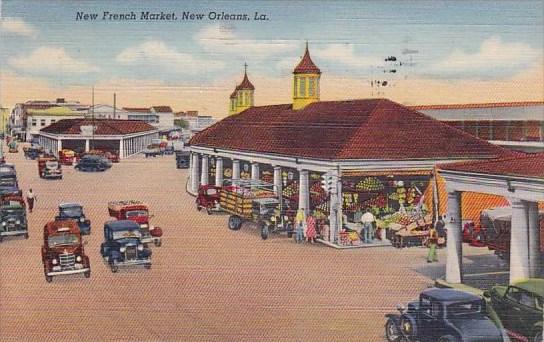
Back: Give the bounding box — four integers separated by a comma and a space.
108, 200, 163, 247
41, 219, 91, 282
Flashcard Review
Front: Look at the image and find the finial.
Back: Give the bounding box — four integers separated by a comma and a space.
305, 40, 309, 51
244, 62, 248, 74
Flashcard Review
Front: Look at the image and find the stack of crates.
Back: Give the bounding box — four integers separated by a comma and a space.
219, 189, 253, 218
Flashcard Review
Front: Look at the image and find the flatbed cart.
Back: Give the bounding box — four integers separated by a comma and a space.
220, 179, 294, 240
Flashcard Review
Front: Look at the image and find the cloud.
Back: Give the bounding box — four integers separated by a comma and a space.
8, 47, 99, 73
1, 17, 37, 37
313, 43, 382, 69
195, 24, 298, 57
116, 41, 225, 74
430, 36, 541, 75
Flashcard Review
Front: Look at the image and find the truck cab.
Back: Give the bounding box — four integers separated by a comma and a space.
38, 157, 63, 179
56, 203, 91, 235
0, 195, 28, 242
59, 149, 75, 165
108, 200, 163, 247
100, 220, 152, 273
41, 219, 91, 282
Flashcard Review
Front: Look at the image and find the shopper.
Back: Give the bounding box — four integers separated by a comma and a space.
435, 215, 446, 244
26, 188, 37, 213
305, 211, 317, 243
427, 226, 439, 263
295, 207, 305, 243
360, 208, 375, 243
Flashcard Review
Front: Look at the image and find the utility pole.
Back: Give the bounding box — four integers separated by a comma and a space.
113, 93, 116, 119
91, 86, 95, 150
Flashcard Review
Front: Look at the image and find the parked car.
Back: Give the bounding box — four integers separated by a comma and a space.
37, 157, 63, 179
75, 155, 108, 172
55, 203, 91, 235
143, 147, 161, 158
59, 149, 76, 165
0, 195, 28, 242
0, 170, 22, 196
385, 288, 503, 342
175, 151, 190, 169
41, 219, 91, 282
108, 200, 163, 247
100, 220, 152, 273
484, 279, 543, 342
196, 185, 221, 214
23, 146, 43, 160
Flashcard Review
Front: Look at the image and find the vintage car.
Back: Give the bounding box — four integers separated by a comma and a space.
38, 157, 63, 179
23, 145, 43, 160
143, 146, 161, 158
484, 279, 543, 342
108, 200, 163, 247
8, 141, 18, 153
196, 185, 222, 214
41, 219, 91, 282
55, 203, 91, 235
100, 220, 152, 273
59, 149, 76, 165
75, 155, 108, 172
0, 195, 28, 242
175, 151, 190, 169
0, 170, 22, 197
385, 288, 503, 342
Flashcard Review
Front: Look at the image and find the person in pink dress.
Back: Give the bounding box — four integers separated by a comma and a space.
305, 212, 317, 243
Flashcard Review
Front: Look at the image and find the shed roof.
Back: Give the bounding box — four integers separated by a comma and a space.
40, 119, 156, 136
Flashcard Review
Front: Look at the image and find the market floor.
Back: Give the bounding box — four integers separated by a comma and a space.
0, 147, 501, 342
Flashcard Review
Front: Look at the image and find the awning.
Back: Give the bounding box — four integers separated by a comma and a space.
342, 169, 432, 177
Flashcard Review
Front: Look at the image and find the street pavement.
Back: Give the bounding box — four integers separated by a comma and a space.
0, 147, 506, 342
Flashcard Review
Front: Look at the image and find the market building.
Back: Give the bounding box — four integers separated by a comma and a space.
438, 153, 543, 285
37, 119, 158, 159
188, 44, 515, 247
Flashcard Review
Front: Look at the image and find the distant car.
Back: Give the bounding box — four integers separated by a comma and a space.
385, 288, 503, 342
484, 279, 543, 342
0, 195, 28, 242
175, 151, 190, 169
100, 220, 152, 273
75, 155, 108, 172
196, 185, 221, 214
55, 203, 91, 235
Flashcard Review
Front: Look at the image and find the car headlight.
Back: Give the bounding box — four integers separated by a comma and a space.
79, 217, 85, 222
16, 220, 21, 225
140, 224, 149, 228
270, 216, 276, 222
120, 247, 126, 253
2, 222, 5, 226
52, 259, 58, 265
137, 244, 144, 251
76, 255, 82, 262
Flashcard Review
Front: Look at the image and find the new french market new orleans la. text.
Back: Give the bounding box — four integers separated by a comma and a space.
75, 11, 269, 21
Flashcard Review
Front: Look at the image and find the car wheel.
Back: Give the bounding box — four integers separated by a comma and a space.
260, 223, 269, 240
385, 318, 401, 342
24, 233, 29, 239
0, 236, 3, 243
45, 275, 53, 283
84, 270, 91, 278
228, 215, 238, 230
438, 335, 459, 342
111, 265, 119, 273
196, 204, 202, 211
144, 264, 152, 270
206, 207, 212, 215
154, 239, 162, 247
532, 330, 542, 342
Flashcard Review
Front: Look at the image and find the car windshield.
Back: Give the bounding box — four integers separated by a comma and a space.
0, 179, 16, 186
206, 189, 218, 195
126, 210, 148, 218
46, 161, 58, 169
112, 230, 142, 241
60, 206, 83, 217
447, 301, 483, 318
48, 233, 79, 247
1, 207, 24, 214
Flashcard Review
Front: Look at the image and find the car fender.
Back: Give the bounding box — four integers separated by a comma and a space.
399, 314, 418, 338
109, 250, 121, 262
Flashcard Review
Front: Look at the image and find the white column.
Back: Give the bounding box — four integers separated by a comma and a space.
200, 155, 209, 186
510, 199, 530, 283
328, 170, 341, 243
273, 166, 282, 195
215, 157, 223, 186
527, 201, 541, 278
251, 162, 260, 181
446, 191, 463, 284
298, 170, 310, 216
57, 139, 62, 152
118, 139, 124, 159
85, 139, 90, 152
190, 153, 200, 193
232, 160, 240, 180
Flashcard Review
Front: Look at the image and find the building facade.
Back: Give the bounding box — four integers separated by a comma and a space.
122, 106, 175, 133
26, 106, 85, 141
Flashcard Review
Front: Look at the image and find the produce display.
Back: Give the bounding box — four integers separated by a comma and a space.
355, 177, 384, 191
282, 183, 299, 200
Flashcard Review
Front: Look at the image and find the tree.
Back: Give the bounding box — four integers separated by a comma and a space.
174, 118, 189, 129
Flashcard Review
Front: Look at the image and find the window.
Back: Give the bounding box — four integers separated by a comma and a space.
31, 119, 37, 126
50, 120, 56, 124
447, 301, 483, 318
506, 287, 536, 308
309, 77, 315, 96
299, 77, 306, 97
40, 119, 46, 126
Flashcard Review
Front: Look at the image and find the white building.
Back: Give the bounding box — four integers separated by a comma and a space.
122, 106, 175, 132
175, 111, 216, 133
86, 104, 128, 120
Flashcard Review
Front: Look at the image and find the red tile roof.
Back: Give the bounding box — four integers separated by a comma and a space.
439, 153, 544, 180
229, 90, 237, 98
122, 107, 150, 113
410, 101, 544, 110
152, 106, 173, 113
190, 98, 514, 161
238, 72, 255, 90
293, 44, 321, 74
40, 119, 156, 135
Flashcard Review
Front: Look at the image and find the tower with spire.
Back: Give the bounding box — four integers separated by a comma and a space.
228, 63, 255, 115
292, 42, 321, 110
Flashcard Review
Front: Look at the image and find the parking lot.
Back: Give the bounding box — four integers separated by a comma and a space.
0, 146, 505, 342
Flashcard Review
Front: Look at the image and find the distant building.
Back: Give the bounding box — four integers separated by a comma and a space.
0, 107, 9, 136
412, 101, 544, 152
86, 104, 128, 120
25, 106, 85, 141
122, 106, 175, 132
175, 110, 216, 133
9, 98, 89, 141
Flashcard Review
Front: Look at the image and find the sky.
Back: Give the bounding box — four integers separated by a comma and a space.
1, 0, 543, 117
